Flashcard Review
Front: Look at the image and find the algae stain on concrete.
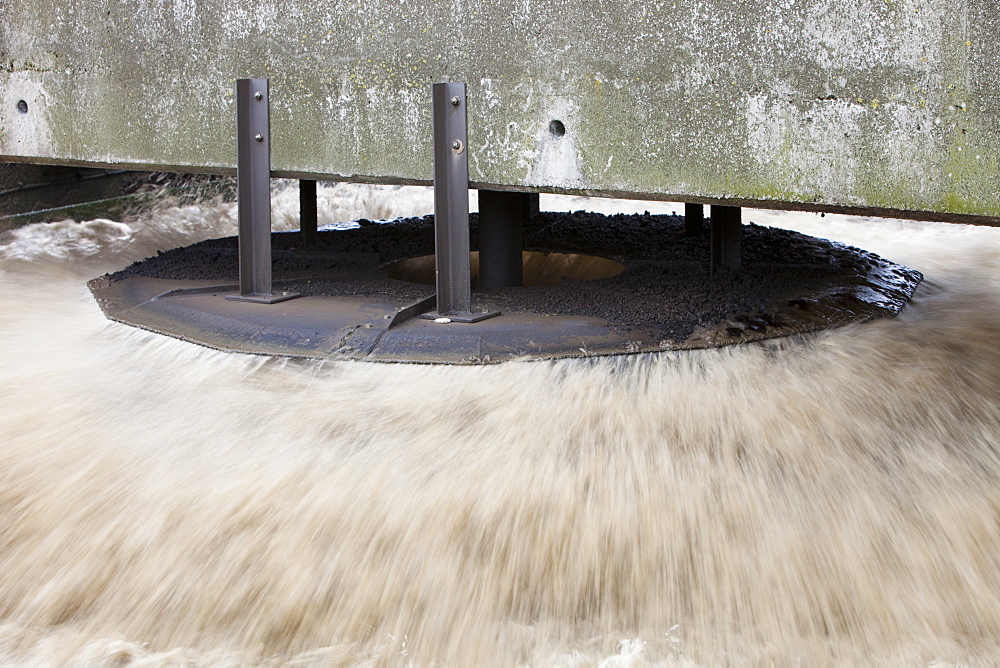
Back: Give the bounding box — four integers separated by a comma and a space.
1, 0, 1000, 221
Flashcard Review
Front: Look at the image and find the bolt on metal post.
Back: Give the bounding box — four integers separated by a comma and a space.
226, 78, 299, 304
422, 82, 498, 323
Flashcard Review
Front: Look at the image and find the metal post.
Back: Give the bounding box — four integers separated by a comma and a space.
684, 202, 703, 235
478, 190, 536, 289
422, 82, 498, 322
226, 78, 299, 304
710, 204, 742, 273
300, 179, 317, 246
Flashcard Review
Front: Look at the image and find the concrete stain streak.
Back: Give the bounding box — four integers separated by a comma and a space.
0, 0, 998, 220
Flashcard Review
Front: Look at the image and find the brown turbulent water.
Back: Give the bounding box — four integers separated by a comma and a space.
0, 185, 998, 666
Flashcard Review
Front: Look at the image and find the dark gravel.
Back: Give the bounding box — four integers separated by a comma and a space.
106, 210, 920, 343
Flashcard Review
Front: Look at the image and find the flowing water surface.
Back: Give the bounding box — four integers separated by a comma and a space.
0, 185, 998, 665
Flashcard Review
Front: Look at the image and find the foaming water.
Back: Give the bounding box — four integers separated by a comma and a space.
0, 185, 998, 665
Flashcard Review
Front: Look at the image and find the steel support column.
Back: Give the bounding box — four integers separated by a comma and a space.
422, 82, 498, 322
710, 205, 742, 273
478, 190, 537, 289
226, 78, 299, 304
684, 202, 704, 236
300, 179, 317, 246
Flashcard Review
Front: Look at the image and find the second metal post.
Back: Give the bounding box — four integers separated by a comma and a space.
425, 82, 498, 322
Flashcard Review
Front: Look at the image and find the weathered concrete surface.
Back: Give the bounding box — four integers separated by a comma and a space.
1, 0, 998, 223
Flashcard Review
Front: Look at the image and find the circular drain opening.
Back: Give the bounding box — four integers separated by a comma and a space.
385, 251, 625, 287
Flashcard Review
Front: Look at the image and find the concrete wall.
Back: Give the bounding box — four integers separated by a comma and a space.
1, 0, 998, 223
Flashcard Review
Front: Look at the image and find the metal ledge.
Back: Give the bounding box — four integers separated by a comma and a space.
87, 212, 924, 364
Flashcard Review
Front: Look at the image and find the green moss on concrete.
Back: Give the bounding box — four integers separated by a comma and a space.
2, 0, 1000, 222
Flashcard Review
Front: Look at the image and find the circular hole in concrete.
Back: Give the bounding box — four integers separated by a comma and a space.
16, 100, 28, 114
548, 119, 566, 138
385, 251, 625, 287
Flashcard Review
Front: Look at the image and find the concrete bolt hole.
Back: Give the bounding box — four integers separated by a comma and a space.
385, 251, 624, 287
549, 119, 565, 138
16, 99, 28, 114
